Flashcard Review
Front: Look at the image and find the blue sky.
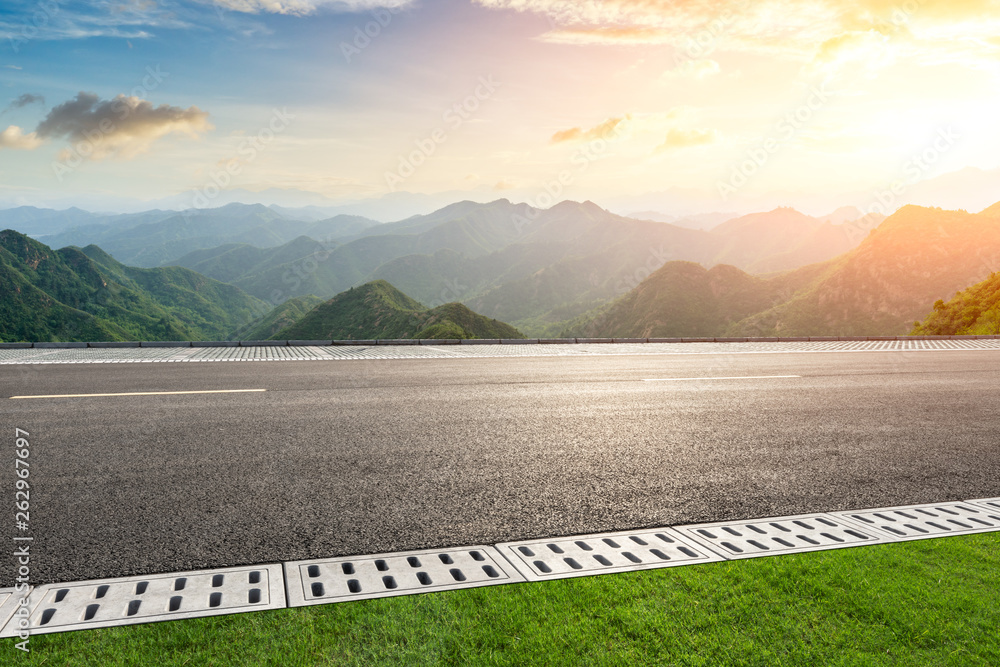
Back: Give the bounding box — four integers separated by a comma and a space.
2, 0, 999, 216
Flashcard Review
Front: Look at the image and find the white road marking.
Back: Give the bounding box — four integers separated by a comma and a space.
9, 389, 267, 400
642, 375, 802, 382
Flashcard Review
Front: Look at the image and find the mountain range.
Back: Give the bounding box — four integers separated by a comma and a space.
564, 203, 1000, 338
108, 199, 878, 334
3, 197, 996, 343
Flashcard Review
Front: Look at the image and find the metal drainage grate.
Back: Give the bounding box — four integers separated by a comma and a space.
673, 513, 886, 559
0, 587, 31, 637
834, 502, 1000, 541
968, 497, 1000, 513
0, 564, 284, 637
284, 546, 525, 607
496, 527, 724, 581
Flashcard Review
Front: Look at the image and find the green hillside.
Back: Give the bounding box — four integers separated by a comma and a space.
730, 205, 1000, 336
911, 272, 1000, 335
275, 280, 524, 340
0, 230, 269, 342
232, 295, 325, 341
564, 202, 1000, 338
559, 261, 821, 338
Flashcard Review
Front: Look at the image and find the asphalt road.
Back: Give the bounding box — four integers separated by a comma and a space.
3, 349, 999, 585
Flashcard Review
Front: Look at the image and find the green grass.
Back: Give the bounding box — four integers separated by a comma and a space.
12, 533, 1000, 666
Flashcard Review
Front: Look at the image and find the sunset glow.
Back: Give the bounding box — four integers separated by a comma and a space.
1, 0, 998, 216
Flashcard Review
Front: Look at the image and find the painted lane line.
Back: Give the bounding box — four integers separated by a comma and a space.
642, 375, 802, 382
9, 389, 267, 400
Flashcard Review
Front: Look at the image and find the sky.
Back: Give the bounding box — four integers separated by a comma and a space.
1, 0, 999, 217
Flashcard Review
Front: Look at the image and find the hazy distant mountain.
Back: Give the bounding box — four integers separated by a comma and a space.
274, 280, 523, 340
460, 202, 867, 331
626, 211, 738, 230
0, 206, 101, 237
0, 230, 269, 342
44, 203, 381, 268
567, 202, 1000, 338
731, 203, 1000, 336
911, 270, 1000, 336
708, 207, 874, 274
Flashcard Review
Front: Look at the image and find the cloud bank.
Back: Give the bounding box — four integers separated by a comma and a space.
36, 92, 211, 160
473, 0, 1000, 71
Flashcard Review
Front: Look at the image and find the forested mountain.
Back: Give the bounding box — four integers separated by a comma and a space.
566, 203, 1000, 338
0, 230, 269, 342
911, 271, 1000, 335
274, 280, 524, 341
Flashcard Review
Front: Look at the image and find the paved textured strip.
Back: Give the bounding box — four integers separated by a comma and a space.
495, 527, 723, 581
0, 564, 284, 637
2, 340, 1000, 364
672, 513, 887, 559
284, 546, 524, 607
833, 502, 1000, 541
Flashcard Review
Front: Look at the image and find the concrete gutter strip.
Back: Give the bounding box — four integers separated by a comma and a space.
2, 497, 997, 637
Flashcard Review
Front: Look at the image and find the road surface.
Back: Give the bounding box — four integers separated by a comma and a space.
3, 347, 999, 585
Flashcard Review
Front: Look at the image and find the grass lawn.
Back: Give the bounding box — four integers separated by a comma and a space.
9, 532, 1000, 666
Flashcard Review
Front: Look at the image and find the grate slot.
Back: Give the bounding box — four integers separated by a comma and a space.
0, 564, 283, 637
675, 513, 885, 559
498, 527, 721, 581
286, 546, 523, 607
835, 502, 1000, 542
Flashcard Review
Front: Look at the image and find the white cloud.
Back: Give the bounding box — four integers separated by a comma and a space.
655, 128, 718, 152
664, 58, 721, 80
0, 126, 42, 150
